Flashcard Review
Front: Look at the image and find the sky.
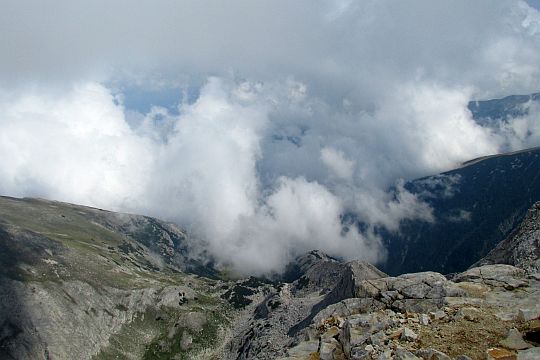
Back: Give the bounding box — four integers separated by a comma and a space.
1, 1, 540, 275
529, 0, 540, 10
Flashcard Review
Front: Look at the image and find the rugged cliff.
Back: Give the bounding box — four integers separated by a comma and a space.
381, 147, 540, 275
474, 201, 540, 273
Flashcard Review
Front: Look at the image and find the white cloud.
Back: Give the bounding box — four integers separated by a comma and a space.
321, 147, 355, 180
0, 1, 540, 274
0, 83, 153, 209
497, 101, 540, 150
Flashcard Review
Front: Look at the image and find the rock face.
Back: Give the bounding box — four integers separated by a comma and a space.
475, 201, 540, 273
279, 264, 540, 360
223, 257, 383, 359
286, 250, 349, 296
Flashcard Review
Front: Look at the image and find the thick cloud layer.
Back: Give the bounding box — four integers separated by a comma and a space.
1, 1, 540, 274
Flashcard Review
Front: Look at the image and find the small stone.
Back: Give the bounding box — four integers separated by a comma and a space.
320, 339, 339, 360
500, 328, 532, 350
287, 340, 319, 357
351, 348, 370, 360
378, 349, 393, 360
518, 309, 540, 322
180, 331, 192, 350
419, 313, 430, 325
370, 331, 387, 346
415, 348, 451, 360
365, 344, 374, 352
321, 326, 340, 340
496, 312, 517, 321
389, 329, 403, 340
401, 327, 418, 342
347, 327, 370, 349
486, 347, 517, 360
528, 319, 540, 332
395, 348, 420, 360
455, 307, 481, 322
517, 347, 540, 360
430, 310, 446, 320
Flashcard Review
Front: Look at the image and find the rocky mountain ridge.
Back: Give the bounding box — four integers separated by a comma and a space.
220, 200, 540, 360
270, 263, 540, 359
1, 174, 540, 359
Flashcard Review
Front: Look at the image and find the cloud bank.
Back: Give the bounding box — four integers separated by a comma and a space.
1, 1, 540, 274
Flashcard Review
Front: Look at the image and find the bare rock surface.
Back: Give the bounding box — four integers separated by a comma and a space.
475, 201, 540, 273
276, 264, 540, 360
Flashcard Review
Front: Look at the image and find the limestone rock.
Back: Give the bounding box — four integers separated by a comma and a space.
430, 310, 446, 320
395, 348, 421, 360
377, 349, 393, 360
350, 347, 370, 359
319, 338, 339, 360
487, 348, 517, 360
517, 347, 540, 360
500, 328, 532, 350
419, 313, 430, 325
415, 348, 452, 360
518, 308, 540, 322
401, 327, 418, 342
370, 331, 387, 346
286, 340, 319, 358
453, 265, 528, 290
455, 307, 481, 322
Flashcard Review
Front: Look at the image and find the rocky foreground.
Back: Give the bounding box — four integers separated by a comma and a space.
274, 264, 540, 360
220, 203, 540, 360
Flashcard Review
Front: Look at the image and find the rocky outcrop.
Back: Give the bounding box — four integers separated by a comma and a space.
223, 257, 388, 360
475, 201, 540, 273
279, 264, 540, 360
287, 251, 348, 296
288, 261, 387, 337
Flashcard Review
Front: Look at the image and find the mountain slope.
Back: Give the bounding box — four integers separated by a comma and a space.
474, 200, 540, 272
468, 92, 540, 126
1, 195, 539, 359
381, 147, 540, 275
0, 196, 228, 360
